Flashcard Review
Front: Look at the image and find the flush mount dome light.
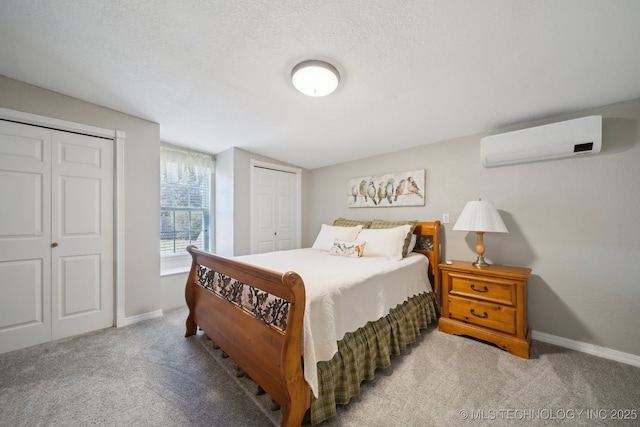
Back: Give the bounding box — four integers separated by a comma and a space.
291, 60, 340, 97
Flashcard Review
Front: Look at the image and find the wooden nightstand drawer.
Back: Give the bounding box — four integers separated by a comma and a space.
438, 261, 531, 359
449, 273, 516, 306
448, 295, 516, 334
439, 261, 531, 358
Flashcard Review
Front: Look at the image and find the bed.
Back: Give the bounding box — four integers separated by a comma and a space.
185, 220, 441, 426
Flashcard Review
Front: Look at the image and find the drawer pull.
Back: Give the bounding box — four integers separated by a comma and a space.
470, 308, 488, 318
470, 283, 488, 292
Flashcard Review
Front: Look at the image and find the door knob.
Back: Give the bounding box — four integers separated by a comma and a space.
51, 242, 58, 247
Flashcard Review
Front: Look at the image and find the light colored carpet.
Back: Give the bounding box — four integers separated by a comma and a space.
1, 306, 639, 426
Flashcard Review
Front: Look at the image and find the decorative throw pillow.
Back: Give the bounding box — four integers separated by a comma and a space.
357, 225, 412, 260
311, 224, 364, 251
332, 218, 372, 229
370, 219, 418, 257
329, 240, 366, 258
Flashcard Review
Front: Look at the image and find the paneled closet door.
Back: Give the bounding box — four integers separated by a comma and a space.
51, 130, 113, 340
252, 166, 298, 254
0, 121, 53, 352
0, 121, 114, 354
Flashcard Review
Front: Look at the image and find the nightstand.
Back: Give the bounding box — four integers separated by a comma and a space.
438, 261, 532, 358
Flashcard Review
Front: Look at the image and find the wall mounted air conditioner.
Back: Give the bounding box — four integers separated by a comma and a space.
480, 115, 602, 167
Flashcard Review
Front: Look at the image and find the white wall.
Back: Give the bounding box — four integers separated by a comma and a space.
215, 147, 310, 257
306, 98, 640, 358
0, 75, 162, 319
161, 272, 188, 311
214, 147, 235, 257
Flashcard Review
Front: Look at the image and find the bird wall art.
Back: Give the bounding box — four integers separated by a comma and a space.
347, 169, 425, 208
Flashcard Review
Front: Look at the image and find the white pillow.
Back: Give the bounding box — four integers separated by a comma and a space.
358, 224, 412, 260
312, 224, 364, 251
407, 233, 417, 253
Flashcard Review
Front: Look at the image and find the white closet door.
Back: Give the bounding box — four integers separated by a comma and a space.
0, 121, 114, 353
0, 121, 53, 353
51, 130, 113, 340
252, 166, 299, 254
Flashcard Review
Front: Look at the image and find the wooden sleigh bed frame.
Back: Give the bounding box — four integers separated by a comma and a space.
185, 221, 441, 426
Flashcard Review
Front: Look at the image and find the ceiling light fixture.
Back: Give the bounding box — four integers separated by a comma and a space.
291, 60, 340, 97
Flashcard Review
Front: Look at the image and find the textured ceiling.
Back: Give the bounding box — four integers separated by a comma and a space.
1, 1, 640, 169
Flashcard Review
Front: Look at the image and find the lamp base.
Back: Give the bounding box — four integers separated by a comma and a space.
472, 232, 490, 268
472, 255, 490, 268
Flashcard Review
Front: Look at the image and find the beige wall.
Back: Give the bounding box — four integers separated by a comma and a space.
0, 75, 162, 319
307, 98, 640, 357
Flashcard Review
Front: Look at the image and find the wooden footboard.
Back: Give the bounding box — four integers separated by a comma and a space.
184, 246, 310, 427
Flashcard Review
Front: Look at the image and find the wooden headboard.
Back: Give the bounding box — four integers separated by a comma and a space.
412, 221, 441, 300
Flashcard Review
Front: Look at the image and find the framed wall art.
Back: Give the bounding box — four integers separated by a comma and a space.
347, 169, 425, 208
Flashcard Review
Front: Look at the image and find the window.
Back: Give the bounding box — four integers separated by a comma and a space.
160, 146, 213, 271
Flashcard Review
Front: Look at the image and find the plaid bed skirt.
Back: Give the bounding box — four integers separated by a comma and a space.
310, 291, 438, 425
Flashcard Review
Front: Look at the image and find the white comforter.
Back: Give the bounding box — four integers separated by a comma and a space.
235, 248, 432, 397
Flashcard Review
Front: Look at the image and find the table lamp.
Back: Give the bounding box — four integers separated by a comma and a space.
452, 199, 508, 267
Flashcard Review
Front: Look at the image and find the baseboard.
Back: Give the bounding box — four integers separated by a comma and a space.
116, 309, 164, 327
532, 330, 640, 368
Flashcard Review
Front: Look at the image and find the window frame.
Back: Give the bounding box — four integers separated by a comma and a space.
160, 145, 214, 275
